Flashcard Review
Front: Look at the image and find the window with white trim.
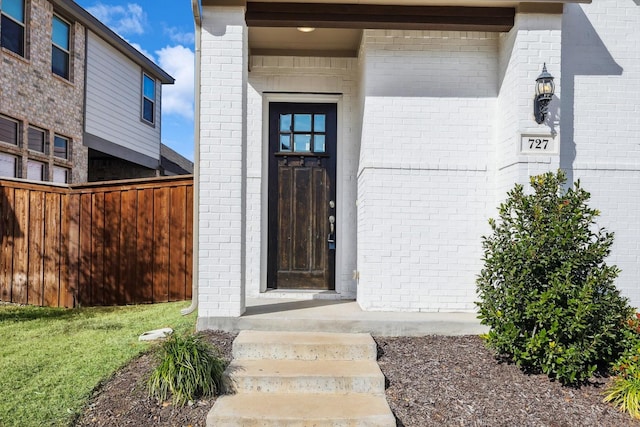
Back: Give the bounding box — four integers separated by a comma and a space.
52, 166, 69, 183
142, 73, 156, 124
52, 15, 71, 79
28, 126, 46, 153
1, 0, 25, 57
54, 134, 69, 159
0, 115, 19, 146
0, 152, 17, 178
27, 159, 45, 181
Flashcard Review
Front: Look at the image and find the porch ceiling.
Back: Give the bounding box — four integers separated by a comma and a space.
249, 27, 362, 57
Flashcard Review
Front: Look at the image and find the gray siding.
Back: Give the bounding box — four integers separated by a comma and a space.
85, 31, 161, 161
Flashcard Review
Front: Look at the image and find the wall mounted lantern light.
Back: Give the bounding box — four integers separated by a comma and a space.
534, 63, 555, 124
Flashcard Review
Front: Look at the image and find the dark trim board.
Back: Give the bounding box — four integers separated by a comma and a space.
246, 3, 516, 32
84, 132, 160, 170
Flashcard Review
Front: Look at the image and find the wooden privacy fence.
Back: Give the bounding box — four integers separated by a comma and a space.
0, 175, 193, 308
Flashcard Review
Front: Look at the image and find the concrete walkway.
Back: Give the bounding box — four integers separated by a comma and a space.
198, 297, 488, 336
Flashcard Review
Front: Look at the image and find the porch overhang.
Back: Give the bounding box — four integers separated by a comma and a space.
201, 0, 588, 57
245, 3, 517, 32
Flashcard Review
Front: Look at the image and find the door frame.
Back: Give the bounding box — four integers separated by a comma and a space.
260, 93, 343, 294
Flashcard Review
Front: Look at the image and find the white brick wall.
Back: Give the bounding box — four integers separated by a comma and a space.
197, 6, 247, 318
358, 168, 490, 311
357, 30, 497, 311
494, 12, 562, 204
196, 3, 640, 316
561, 1, 640, 308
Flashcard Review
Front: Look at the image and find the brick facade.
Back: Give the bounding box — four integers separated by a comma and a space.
197, 6, 248, 319
560, 1, 640, 306
196, 2, 640, 317
356, 30, 498, 311
0, 0, 87, 183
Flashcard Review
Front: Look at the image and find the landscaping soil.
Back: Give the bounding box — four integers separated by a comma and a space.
75, 333, 638, 427
375, 336, 638, 427
74, 331, 236, 427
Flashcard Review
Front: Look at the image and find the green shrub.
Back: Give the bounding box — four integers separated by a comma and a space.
476, 170, 633, 385
148, 334, 225, 406
604, 314, 640, 419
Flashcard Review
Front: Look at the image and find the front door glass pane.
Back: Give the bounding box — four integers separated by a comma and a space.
280, 114, 291, 132
314, 114, 325, 132
280, 135, 291, 151
275, 107, 330, 154
294, 114, 312, 132
294, 134, 311, 152
314, 135, 326, 153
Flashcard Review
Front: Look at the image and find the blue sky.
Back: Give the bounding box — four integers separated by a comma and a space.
76, 1, 196, 161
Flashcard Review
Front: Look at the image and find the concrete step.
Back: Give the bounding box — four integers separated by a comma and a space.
232, 330, 377, 361
225, 359, 386, 394
207, 392, 396, 427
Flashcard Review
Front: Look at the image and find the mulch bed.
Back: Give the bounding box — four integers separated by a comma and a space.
74, 331, 236, 427
376, 336, 638, 427
75, 333, 638, 427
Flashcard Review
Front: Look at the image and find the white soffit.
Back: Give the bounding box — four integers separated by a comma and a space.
249, 28, 362, 57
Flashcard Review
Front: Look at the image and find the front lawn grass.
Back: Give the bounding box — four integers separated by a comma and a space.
0, 302, 196, 427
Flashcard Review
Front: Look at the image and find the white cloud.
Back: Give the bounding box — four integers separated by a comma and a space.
129, 42, 154, 61
156, 45, 194, 120
87, 3, 147, 36
164, 26, 195, 46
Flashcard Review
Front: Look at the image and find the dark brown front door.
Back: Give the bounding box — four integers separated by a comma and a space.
267, 102, 337, 290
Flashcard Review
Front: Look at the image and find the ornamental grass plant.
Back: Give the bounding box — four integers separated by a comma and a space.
148, 333, 226, 406
604, 314, 640, 419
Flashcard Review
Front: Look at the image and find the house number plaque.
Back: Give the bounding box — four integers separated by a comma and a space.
520, 134, 557, 154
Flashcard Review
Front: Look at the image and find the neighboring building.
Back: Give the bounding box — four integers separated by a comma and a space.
193, 0, 640, 324
160, 143, 194, 176
0, 0, 175, 184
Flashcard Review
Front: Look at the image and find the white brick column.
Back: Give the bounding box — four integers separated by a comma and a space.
197, 4, 247, 319
494, 12, 563, 199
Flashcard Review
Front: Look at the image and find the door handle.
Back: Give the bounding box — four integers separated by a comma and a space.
328, 215, 336, 250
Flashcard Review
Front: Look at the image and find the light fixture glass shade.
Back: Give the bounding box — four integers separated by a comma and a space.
297, 27, 316, 33
535, 64, 555, 96
536, 79, 555, 96
533, 63, 555, 124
